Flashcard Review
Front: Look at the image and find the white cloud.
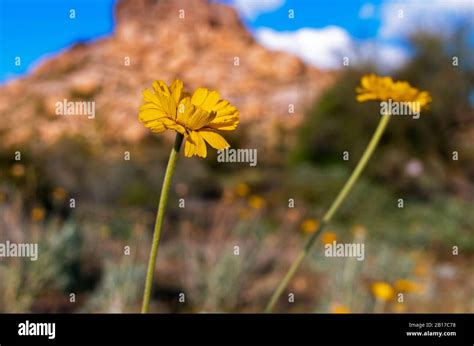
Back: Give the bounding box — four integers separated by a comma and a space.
359, 42, 409, 71
255, 26, 354, 69
255, 26, 408, 71
359, 3, 376, 19
232, 0, 285, 20
379, 0, 474, 39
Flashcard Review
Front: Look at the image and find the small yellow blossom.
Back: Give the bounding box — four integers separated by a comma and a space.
356, 74, 432, 110
139, 80, 239, 158
301, 219, 319, 234
52, 187, 66, 201
10, 163, 25, 177
330, 303, 351, 314
394, 279, 424, 293
352, 224, 367, 238
414, 264, 429, 277
321, 231, 337, 245
31, 207, 45, 222
393, 303, 407, 313
371, 281, 395, 301
235, 183, 250, 197
248, 195, 265, 209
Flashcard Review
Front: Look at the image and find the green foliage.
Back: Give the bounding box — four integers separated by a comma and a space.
291, 29, 474, 195
287, 164, 474, 251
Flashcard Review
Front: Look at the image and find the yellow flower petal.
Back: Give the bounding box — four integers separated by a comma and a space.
191, 87, 209, 107
152, 80, 171, 96
187, 108, 216, 131
170, 79, 185, 104
184, 136, 196, 157
156, 91, 177, 120
138, 108, 168, 122
201, 90, 221, 111
209, 115, 239, 131
198, 130, 230, 150
143, 89, 162, 105
144, 120, 166, 133
176, 97, 194, 126
189, 131, 207, 158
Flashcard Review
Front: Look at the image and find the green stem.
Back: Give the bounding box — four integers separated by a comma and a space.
141, 133, 183, 313
265, 114, 391, 313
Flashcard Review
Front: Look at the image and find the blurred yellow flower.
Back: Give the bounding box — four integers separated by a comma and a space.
394, 279, 424, 293
393, 303, 407, 313
31, 207, 45, 222
330, 303, 350, 314
52, 187, 66, 201
356, 74, 432, 110
301, 219, 319, 234
352, 224, 366, 238
248, 195, 265, 209
235, 183, 250, 197
414, 263, 429, 277
139, 80, 239, 158
321, 231, 337, 245
10, 163, 25, 177
371, 281, 395, 301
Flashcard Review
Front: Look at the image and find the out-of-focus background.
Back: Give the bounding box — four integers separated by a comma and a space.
0, 0, 473, 313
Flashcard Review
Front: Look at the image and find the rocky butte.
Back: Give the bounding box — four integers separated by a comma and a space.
0, 0, 332, 150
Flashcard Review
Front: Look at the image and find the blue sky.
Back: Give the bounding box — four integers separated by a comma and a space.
225, 0, 383, 39
0, 0, 472, 83
0, 0, 116, 83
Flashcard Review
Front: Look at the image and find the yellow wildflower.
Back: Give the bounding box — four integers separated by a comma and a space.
321, 231, 337, 245
414, 263, 429, 277
248, 195, 265, 209
393, 303, 407, 313
394, 279, 424, 293
301, 219, 319, 234
52, 187, 66, 201
352, 224, 366, 238
356, 74, 432, 110
330, 303, 350, 314
235, 183, 250, 197
31, 207, 45, 222
138, 80, 239, 158
371, 281, 395, 301
10, 163, 25, 177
